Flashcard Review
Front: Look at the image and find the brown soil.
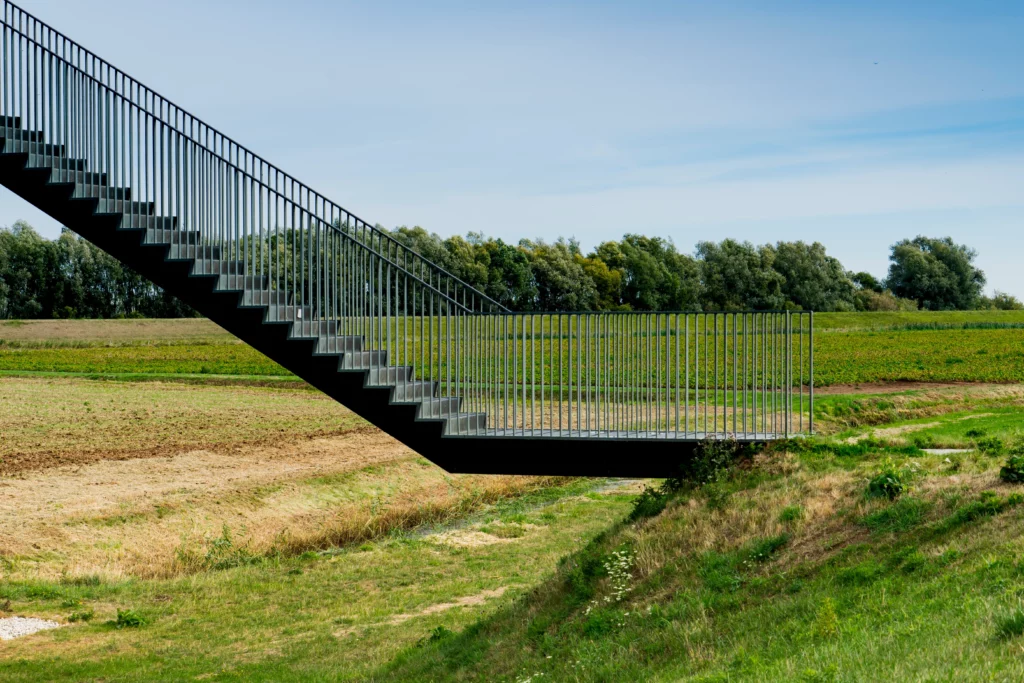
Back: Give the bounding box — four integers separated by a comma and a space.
813, 381, 991, 395
388, 587, 509, 623
0, 318, 231, 344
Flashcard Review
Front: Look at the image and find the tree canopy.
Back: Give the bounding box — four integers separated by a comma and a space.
886, 236, 986, 311
0, 221, 1005, 318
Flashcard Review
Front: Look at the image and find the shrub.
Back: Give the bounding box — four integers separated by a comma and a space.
628, 486, 669, 522
665, 439, 748, 492
813, 598, 839, 639
965, 428, 986, 439
113, 609, 146, 629
976, 437, 1005, 456
866, 458, 915, 500
68, 608, 94, 623
582, 608, 621, 638
995, 609, 1024, 640
1001, 455, 1024, 483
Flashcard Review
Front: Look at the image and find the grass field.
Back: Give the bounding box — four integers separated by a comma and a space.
2, 313, 1024, 681
4, 313, 1024, 388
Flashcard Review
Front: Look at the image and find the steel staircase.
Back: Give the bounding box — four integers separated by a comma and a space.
0, 1, 812, 477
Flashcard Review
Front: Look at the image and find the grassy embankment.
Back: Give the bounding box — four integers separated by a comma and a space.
375, 393, 1024, 682
2, 312, 1024, 680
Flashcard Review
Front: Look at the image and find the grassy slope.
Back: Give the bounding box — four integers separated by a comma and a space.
0, 481, 633, 682
375, 403, 1024, 682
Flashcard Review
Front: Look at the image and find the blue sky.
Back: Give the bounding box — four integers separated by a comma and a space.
4, 0, 1023, 295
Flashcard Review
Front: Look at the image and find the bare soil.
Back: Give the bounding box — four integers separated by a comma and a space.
813, 381, 991, 395
0, 318, 231, 344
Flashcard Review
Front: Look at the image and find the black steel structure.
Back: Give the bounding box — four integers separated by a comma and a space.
0, 1, 813, 476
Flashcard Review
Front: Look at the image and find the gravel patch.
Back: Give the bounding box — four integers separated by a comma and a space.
0, 616, 62, 640
923, 449, 974, 456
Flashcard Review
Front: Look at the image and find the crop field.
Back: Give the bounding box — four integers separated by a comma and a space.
4, 313, 1024, 389
1, 312, 1024, 681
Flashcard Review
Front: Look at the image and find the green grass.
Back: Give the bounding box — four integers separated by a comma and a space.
0, 481, 633, 682
3, 312, 1024, 388
371, 449, 1024, 682
4, 313, 1024, 680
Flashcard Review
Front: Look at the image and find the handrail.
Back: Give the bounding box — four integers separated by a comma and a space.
0, 10, 478, 315
0, 0, 507, 313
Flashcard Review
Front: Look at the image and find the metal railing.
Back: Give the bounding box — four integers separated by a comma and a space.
0, 1, 813, 440
420, 311, 813, 438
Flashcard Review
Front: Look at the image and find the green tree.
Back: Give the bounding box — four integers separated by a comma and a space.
696, 239, 785, 310
475, 236, 537, 311
520, 238, 597, 311
851, 271, 884, 293
979, 291, 1024, 311
595, 235, 701, 311
773, 241, 856, 311
886, 236, 985, 311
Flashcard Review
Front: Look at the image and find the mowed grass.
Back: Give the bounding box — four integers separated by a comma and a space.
4, 313, 1024, 387
0, 481, 633, 682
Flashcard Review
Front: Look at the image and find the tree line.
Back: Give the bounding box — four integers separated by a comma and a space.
0, 220, 1019, 319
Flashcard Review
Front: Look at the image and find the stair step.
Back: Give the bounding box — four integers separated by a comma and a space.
288, 319, 340, 337
443, 412, 487, 435
0, 127, 43, 143
264, 305, 316, 322
240, 289, 292, 307
167, 244, 221, 260
71, 184, 131, 201
3, 139, 64, 157
48, 168, 107, 186
94, 198, 156, 215
340, 349, 388, 369
213, 274, 269, 291
391, 380, 437, 402
52, 157, 87, 171
417, 397, 462, 419
365, 365, 413, 385
192, 259, 246, 275
125, 214, 178, 230
311, 334, 363, 354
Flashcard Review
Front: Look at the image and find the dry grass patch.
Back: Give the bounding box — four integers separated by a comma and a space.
0, 376, 365, 475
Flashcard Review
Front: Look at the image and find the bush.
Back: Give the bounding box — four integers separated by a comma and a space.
866, 458, 915, 500
666, 439, 747, 492
67, 608, 94, 623
976, 437, 1005, 456
628, 486, 669, 522
813, 598, 839, 638
113, 609, 146, 629
1000, 455, 1024, 483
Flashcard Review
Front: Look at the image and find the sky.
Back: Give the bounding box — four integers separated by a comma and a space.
3, 0, 1023, 296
